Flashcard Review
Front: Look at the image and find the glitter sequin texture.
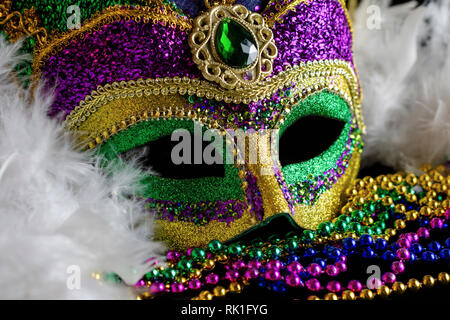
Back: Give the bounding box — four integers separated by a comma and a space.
42, 19, 200, 118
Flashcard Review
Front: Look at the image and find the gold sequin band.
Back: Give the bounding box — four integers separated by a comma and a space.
66, 59, 362, 135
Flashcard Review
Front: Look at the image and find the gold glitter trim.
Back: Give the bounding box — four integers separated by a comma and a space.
66, 59, 362, 132
294, 151, 361, 229
31, 3, 193, 75
0, 2, 48, 46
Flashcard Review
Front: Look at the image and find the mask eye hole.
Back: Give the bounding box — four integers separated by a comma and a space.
120, 132, 225, 179
279, 115, 346, 167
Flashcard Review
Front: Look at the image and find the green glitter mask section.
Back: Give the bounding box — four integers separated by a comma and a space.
99, 119, 244, 203
278, 91, 352, 185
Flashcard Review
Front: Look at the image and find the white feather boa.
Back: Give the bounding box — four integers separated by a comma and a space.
0, 0, 448, 299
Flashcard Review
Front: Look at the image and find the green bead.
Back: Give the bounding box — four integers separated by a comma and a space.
374, 221, 386, 230
227, 243, 242, 256
302, 230, 316, 243
337, 214, 352, 224
267, 246, 281, 258
377, 212, 390, 221
248, 248, 264, 260
191, 248, 206, 261
349, 222, 362, 234
146, 269, 160, 279
372, 226, 383, 235
177, 258, 193, 272
215, 18, 258, 68
208, 239, 223, 253
351, 210, 365, 222
268, 235, 281, 243
284, 238, 299, 251
317, 221, 334, 237
334, 219, 348, 233
362, 226, 374, 235
162, 268, 177, 280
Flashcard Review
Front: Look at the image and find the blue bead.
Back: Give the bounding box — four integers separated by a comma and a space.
428, 241, 442, 252
312, 258, 326, 269
286, 255, 299, 263
390, 243, 400, 251
343, 237, 357, 250
409, 253, 417, 262
422, 251, 437, 262
419, 219, 430, 227
303, 248, 316, 257
359, 234, 374, 247
328, 248, 342, 261
382, 250, 396, 261
272, 281, 286, 293
440, 248, 450, 260
445, 238, 450, 248
410, 243, 423, 254
299, 271, 311, 280
375, 238, 388, 251
257, 278, 267, 287
362, 247, 376, 259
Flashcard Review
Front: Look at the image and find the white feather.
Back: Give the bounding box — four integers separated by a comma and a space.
354, 0, 450, 171
0, 37, 165, 299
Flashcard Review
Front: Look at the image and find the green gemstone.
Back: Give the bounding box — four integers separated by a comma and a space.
216, 18, 258, 68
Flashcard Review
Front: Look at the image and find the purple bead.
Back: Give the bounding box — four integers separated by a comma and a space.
347, 280, 362, 292
266, 260, 282, 270
186, 248, 194, 256
170, 282, 184, 293
265, 269, 281, 281
410, 233, 419, 243
326, 280, 342, 293
286, 274, 303, 287
244, 268, 259, 280
150, 282, 165, 294
306, 279, 321, 292
307, 263, 322, 277
430, 218, 443, 229
188, 279, 202, 290
225, 270, 239, 282
397, 238, 411, 249
326, 265, 339, 277
287, 261, 303, 274
417, 228, 430, 239
335, 261, 347, 272
396, 248, 411, 260
248, 260, 262, 269
391, 261, 405, 274
232, 260, 246, 270
206, 273, 219, 285
382, 272, 396, 284
166, 250, 181, 262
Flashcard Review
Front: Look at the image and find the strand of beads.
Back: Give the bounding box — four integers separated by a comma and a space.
131, 166, 448, 300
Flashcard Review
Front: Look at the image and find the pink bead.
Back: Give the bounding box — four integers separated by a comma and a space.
307, 263, 322, 277
326, 265, 339, 277
306, 279, 321, 291
170, 282, 184, 293
206, 273, 219, 284
186, 248, 194, 256
135, 280, 145, 287
335, 261, 347, 272
396, 248, 411, 260
265, 269, 281, 281
391, 261, 405, 274
347, 280, 362, 292
410, 233, 419, 243
166, 250, 181, 262
430, 218, 443, 229
266, 260, 282, 270
287, 261, 303, 274
382, 272, 396, 284
286, 274, 303, 287
340, 255, 347, 263
206, 252, 213, 259
397, 238, 411, 248
225, 270, 239, 281
188, 279, 202, 290
150, 282, 165, 294
248, 260, 262, 269
326, 280, 342, 293
232, 260, 246, 270
417, 227, 430, 239
444, 209, 450, 220
244, 268, 259, 280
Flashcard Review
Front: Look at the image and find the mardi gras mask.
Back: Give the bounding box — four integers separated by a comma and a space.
3, 0, 363, 250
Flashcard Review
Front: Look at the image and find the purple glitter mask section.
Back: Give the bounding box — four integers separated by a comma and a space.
271, 0, 353, 73
42, 20, 201, 118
